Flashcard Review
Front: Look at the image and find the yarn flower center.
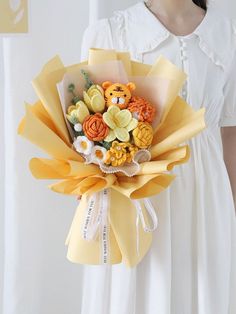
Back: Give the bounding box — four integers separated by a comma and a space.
81, 141, 88, 150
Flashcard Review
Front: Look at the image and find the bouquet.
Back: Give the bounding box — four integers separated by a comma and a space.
18, 48, 206, 267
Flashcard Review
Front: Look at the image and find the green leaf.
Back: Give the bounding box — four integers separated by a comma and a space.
100, 141, 112, 150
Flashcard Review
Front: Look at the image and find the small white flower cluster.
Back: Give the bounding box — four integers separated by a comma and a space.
73, 135, 107, 164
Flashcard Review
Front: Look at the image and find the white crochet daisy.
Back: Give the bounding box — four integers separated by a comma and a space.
73, 136, 94, 155
91, 145, 107, 164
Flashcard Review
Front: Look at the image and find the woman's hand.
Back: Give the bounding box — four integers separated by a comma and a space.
221, 126, 236, 212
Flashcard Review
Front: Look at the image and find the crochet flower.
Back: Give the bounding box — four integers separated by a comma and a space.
66, 101, 90, 124
73, 136, 94, 155
104, 141, 139, 166
83, 84, 105, 113
111, 141, 127, 156
126, 144, 139, 163
103, 105, 138, 142
104, 141, 128, 166
127, 96, 156, 123
74, 123, 82, 132
83, 113, 109, 141
91, 145, 107, 164
132, 122, 154, 148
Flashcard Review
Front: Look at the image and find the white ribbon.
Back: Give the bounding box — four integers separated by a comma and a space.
81, 189, 110, 264
100, 189, 110, 264
82, 193, 99, 240
82, 191, 158, 263
133, 198, 158, 257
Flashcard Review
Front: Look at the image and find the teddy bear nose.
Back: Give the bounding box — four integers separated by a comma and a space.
111, 97, 125, 105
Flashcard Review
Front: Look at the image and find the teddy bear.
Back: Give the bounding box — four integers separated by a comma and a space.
102, 81, 136, 109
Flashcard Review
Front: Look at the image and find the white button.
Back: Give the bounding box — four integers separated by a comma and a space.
179, 38, 186, 45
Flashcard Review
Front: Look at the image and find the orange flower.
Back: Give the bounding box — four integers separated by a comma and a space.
83, 113, 109, 141
127, 96, 156, 123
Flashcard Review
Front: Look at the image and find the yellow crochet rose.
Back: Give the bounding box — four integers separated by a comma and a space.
103, 105, 138, 142
66, 100, 89, 124
83, 84, 105, 113
132, 122, 154, 148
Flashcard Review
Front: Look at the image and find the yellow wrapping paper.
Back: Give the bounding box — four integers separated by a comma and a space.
18, 48, 206, 267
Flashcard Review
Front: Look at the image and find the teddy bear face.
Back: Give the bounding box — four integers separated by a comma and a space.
102, 82, 136, 109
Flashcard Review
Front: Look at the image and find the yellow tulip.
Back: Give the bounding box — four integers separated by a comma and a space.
66, 100, 89, 124
83, 84, 105, 113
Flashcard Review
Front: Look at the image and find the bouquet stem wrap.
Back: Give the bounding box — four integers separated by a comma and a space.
66, 188, 159, 266
18, 48, 206, 267
75, 188, 158, 265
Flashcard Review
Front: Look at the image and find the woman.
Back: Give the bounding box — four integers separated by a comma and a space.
79, 1, 236, 313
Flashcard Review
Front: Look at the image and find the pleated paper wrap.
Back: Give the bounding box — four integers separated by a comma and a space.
18, 48, 206, 267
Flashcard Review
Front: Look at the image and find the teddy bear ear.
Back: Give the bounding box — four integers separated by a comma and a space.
102, 81, 113, 90
126, 82, 136, 92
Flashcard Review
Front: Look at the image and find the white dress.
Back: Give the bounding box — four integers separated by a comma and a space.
79, 2, 236, 314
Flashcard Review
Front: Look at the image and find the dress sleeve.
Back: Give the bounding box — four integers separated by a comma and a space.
80, 18, 114, 62
219, 20, 236, 127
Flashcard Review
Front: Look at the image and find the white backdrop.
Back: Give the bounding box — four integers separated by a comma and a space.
0, 1, 235, 314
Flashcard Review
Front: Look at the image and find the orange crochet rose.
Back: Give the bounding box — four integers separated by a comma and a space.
83, 113, 109, 141
127, 96, 156, 123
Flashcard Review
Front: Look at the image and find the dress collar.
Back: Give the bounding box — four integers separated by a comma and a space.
117, 1, 232, 70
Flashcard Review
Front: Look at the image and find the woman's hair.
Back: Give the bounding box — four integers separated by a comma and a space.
192, 0, 207, 10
